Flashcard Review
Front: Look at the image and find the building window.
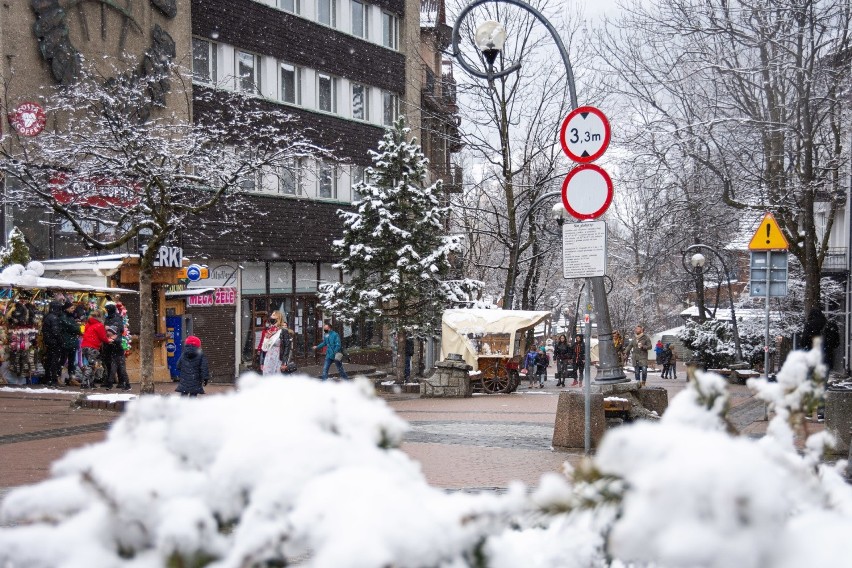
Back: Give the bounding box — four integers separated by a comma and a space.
319, 162, 337, 199
279, 0, 299, 13
192, 38, 217, 84
280, 159, 302, 195
317, 73, 338, 113
317, 0, 336, 27
280, 62, 301, 104
382, 12, 399, 50
352, 0, 368, 38
382, 91, 398, 126
236, 50, 261, 94
352, 83, 369, 120
352, 165, 367, 195
238, 150, 260, 192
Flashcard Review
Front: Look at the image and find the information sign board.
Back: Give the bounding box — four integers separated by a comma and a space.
562, 221, 607, 279
749, 251, 788, 297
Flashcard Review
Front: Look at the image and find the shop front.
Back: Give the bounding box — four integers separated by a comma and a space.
41, 253, 189, 382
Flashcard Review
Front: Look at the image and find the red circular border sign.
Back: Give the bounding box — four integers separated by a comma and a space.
559, 106, 611, 163
561, 164, 614, 220
8, 102, 46, 137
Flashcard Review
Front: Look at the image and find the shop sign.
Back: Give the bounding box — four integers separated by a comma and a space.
187, 287, 236, 307
50, 173, 141, 208
8, 102, 46, 136
153, 246, 183, 268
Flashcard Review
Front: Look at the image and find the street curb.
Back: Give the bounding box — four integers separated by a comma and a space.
71, 396, 128, 413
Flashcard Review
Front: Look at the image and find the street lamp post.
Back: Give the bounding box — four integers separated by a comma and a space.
451, 0, 625, 384
682, 244, 744, 362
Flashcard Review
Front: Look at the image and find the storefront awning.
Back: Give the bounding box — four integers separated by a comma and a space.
0, 275, 137, 294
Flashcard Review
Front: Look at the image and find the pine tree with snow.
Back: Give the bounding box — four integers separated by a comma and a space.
0, 227, 31, 268
320, 117, 465, 381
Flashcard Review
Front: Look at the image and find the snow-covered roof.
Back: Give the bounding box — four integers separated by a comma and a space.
724, 217, 762, 251
0, 274, 136, 294
165, 288, 215, 298
420, 0, 440, 27
680, 306, 783, 322
40, 254, 131, 273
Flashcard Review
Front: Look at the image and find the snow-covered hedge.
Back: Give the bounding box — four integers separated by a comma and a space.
2, 354, 851, 567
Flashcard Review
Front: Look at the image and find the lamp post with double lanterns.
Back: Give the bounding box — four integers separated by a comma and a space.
452, 2, 625, 385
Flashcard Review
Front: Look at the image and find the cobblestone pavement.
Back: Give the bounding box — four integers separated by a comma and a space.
0, 366, 779, 499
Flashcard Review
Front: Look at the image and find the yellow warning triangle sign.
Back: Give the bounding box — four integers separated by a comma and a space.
748, 212, 789, 250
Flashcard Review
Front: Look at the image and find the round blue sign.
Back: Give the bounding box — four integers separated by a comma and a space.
166, 342, 177, 353
186, 264, 201, 282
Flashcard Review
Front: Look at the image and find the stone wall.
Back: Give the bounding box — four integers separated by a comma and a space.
420, 359, 471, 398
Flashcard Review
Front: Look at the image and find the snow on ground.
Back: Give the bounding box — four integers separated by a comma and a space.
86, 394, 137, 402
0, 387, 78, 396
1, 353, 851, 567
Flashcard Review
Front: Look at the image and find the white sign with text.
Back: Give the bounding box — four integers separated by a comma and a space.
563, 221, 607, 279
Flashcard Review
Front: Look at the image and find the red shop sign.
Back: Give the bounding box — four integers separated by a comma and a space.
50, 173, 141, 208
8, 102, 46, 137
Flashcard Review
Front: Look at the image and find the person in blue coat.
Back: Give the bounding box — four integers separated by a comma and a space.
314, 323, 350, 381
176, 336, 210, 397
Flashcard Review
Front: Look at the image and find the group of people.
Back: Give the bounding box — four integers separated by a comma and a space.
523, 333, 586, 388
255, 315, 349, 382
41, 301, 129, 390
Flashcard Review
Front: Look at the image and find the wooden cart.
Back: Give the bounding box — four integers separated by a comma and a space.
440, 309, 552, 394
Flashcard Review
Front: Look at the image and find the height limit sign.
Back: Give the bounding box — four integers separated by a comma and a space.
560, 106, 611, 163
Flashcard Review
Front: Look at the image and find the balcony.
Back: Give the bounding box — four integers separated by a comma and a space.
422, 66, 458, 112
822, 247, 848, 274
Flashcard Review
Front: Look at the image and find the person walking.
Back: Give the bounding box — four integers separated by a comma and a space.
260, 311, 286, 376
175, 336, 210, 397
524, 345, 537, 388
314, 323, 349, 381
612, 330, 625, 366
660, 343, 673, 379
40, 300, 63, 386
80, 310, 110, 389
572, 334, 586, 387
654, 340, 664, 371
103, 302, 130, 390
626, 325, 652, 388
404, 336, 415, 381
553, 334, 571, 387
669, 344, 678, 379
534, 346, 549, 388
59, 301, 82, 385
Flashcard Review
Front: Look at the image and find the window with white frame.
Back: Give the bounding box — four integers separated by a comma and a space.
382, 12, 399, 49
279, 158, 303, 195
351, 83, 369, 120
238, 150, 261, 192
280, 62, 302, 104
317, 0, 336, 27
317, 73, 338, 113
382, 91, 398, 126
279, 0, 299, 13
192, 38, 218, 84
236, 50, 262, 94
352, 0, 368, 38
319, 161, 337, 199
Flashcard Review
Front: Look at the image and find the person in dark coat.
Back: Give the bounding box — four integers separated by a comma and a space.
176, 336, 210, 397
572, 334, 586, 387
823, 318, 841, 370
553, 334, 571, 387
404, 336, 415, 381
40, 300, 63, 386
102, 303, 130, 390
59, 301, 82, 385
800, 308, 827, 352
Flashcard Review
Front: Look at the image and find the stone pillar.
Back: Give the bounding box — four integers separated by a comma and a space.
825, 389, 852, 455
552, 391, 606, 450
420, 359, 472, 398
635, 387, 669, 417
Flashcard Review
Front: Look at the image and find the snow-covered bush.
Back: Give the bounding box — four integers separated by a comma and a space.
2, 354, 851, 567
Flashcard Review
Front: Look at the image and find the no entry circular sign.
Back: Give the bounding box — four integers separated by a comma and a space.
561, 164, 614, 220
560, 106, 610, 163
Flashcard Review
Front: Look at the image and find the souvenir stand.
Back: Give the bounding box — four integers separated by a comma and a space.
0, 262, 137, 385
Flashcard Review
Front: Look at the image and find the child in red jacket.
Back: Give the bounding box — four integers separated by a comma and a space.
80, 310, 111, 389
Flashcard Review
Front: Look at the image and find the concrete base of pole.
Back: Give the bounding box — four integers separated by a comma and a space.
552, 391, 605, 450
593, 366, 629, 384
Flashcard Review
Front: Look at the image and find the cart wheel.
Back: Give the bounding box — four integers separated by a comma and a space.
481, 361, 511, 393
507, 370, 521, 393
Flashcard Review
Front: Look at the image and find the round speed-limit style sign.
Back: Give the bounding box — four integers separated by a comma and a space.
561, 164, 614, 220
559, 106, 611, 163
